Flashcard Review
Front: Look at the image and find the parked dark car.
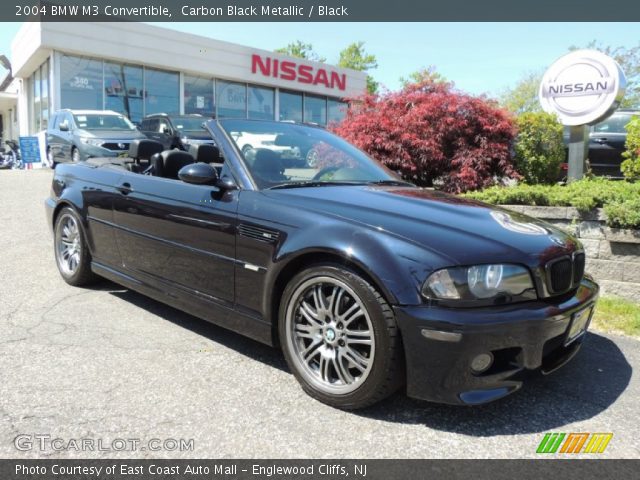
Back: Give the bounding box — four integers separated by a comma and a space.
562, 109, 638, 178
46, 110, 147, 166
45, 119, 599, 409
139, 113, 214, 151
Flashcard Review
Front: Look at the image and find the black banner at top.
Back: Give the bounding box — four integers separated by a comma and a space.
7, 0, 640, 22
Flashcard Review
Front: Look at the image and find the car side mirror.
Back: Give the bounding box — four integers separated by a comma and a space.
163, 127, 171, 135
178, 163, 219, 185
216, 176, 237, 191
59, 122, 69, 132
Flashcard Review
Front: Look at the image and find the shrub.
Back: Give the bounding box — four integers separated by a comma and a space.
463, 178, 640, 229
512, 112, 565, 184
331, 81, 519, 193
621, 115, 640, 179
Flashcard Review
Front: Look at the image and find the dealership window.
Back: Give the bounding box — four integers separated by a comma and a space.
145, 68, 179, 117
279, 90, 303, 122
303, 94, 327, 126
328, 99, 347, 125
184, 75, 214, 116
248, 85, 274, 120
28, 59, 51, 133
60, 55, 103, 111
216, 80, 246, 118
104, 62, 143, 123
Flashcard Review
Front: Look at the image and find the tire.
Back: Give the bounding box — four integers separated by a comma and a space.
279, 264, 404, 409
306, 148, 319, 168
46, 149, 57, 168
71, 147, 81, 163
54, 207, 98, 286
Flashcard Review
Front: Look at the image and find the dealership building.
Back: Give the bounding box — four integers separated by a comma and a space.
4, 22, 366, 140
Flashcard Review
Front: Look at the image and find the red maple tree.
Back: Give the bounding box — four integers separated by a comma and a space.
331, 81, 520, 193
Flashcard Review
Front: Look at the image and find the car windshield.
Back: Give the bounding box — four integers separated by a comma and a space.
219, 119, 406, 189
73, 113, 136, 131
173, 117, 207, 130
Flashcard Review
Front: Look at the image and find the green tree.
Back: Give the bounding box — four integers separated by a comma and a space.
621, 115, 640, 179
338, 42, 379, 94
499, 70, 544, 114
570, 41, 640, 109
274, 41, 326, 63
399, 66, 450, 87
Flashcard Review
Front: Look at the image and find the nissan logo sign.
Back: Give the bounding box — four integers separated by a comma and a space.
539, 50, 626, 126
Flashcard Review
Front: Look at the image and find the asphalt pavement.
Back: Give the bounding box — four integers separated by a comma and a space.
0, 168, 638, 459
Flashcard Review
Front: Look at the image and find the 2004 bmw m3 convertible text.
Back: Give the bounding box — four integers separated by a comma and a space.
45, 119, 599, 409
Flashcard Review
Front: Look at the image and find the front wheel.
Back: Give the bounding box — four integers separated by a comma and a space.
54, 207, 97, 286
279, 265, 404, 409
71, 147, 81, 163
46, 149, 57, 168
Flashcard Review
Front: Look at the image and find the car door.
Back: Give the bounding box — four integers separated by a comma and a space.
589, 113, 631, 177
111, 168, 238, 306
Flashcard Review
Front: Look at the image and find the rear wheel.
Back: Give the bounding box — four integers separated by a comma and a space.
279, 265, 404, 409
54, 207, 97, 286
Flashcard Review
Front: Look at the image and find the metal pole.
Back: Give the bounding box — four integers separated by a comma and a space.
567, 125, 589, 181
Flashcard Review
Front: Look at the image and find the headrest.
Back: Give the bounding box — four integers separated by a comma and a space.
128, 139, 163, 160
188, 143, 222, 163
161, 150, 194, 179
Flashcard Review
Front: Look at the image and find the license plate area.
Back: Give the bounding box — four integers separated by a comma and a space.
564, 305, 594, 346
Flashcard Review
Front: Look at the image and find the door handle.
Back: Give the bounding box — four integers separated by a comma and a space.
117, 182, 133, 195
593, 137, 608, 144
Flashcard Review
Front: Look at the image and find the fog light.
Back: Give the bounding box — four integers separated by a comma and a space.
470, 353, 494, 373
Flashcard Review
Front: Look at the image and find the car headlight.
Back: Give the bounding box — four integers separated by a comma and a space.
422, 264, 536, 306
78, 137, 103, 147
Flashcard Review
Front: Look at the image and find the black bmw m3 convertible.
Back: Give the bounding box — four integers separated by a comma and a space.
46, 118, 599, 409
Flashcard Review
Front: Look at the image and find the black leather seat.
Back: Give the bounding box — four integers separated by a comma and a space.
159, 150, 194, 179
188, 143, 223, 164
128, 139, 163, 161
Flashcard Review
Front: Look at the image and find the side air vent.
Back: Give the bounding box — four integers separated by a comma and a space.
238, 224, 279, 243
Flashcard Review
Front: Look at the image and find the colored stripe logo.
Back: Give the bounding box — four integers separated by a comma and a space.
537, 433, 612, 454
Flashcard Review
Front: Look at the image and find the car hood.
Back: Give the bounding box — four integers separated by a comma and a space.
265, 185, 580, 267
76, 129, 146, 140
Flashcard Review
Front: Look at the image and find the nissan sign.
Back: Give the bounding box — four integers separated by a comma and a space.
539, 49, 626, 126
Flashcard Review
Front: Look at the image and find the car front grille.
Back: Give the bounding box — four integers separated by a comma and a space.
545, 252, 585, 295
101, 142, 130, 151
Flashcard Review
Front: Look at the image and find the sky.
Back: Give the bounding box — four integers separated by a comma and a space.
1, 22, 638, 98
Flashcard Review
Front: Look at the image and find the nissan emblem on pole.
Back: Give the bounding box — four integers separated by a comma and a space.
539, 50, 626, 181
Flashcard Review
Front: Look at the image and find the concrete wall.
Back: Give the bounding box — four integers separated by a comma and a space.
502, 205, 640, 302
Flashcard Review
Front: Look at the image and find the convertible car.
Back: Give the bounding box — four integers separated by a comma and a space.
45, 119, 599, 409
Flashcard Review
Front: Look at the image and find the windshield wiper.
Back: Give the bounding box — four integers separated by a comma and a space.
269, 181, 366, 190
366, 180, 415, 187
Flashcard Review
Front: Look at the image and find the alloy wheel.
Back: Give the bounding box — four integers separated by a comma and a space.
55, 214, 82, 276
285, 276, 375, 394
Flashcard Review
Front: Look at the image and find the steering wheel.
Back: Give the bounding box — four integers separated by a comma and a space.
312, 166, 341, 181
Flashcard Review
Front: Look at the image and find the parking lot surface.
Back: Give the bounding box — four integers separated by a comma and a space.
1, 169, 639, 459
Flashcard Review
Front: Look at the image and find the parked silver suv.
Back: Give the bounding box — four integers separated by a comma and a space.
46, 110, 147, 167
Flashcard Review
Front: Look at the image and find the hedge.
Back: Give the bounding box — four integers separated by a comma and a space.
463, 178, 640, 229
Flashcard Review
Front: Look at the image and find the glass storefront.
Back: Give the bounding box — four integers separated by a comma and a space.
54, 53, 347, 128
104, 62, 144, 123
184, 75, 214, 116
28, 58, 51, 133
304, 94, 328, 126
248, 85, 274, 120
279, 90, 303, 123
216, 80, 246, 118
144, 68, 180, 117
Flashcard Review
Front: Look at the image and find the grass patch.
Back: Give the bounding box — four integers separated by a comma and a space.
591, 295, 640, 338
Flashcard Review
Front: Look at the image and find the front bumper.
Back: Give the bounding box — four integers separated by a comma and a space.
395, 276, 599, 405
